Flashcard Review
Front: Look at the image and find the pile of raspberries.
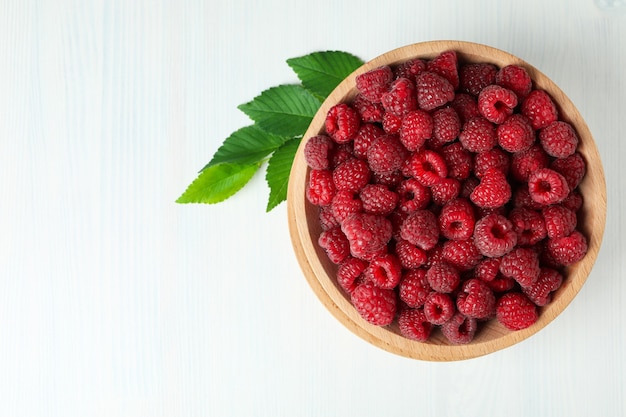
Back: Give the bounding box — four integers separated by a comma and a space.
304, 50, 588, 345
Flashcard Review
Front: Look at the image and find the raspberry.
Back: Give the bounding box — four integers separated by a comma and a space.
470, 168, 512, 208
441, 312, 477, 345
366, 134, 407, 175
459, 116, 497, 153
398, 268, 430, 307
424, 291, 456, 324
318, 205, 340, 230
508, 207, 547, 246
523, 267, 563, 307
330, 143, 354, 168
381, 77, 418, 117
372, 169, 404, 188
400, 209, 440, 251
398, 308, 432, 342
332, 158, 371, 192
431, 107, 461, 147
460, 177, 480, 199
415, 71, 455, 111
399, 109, 433, 151
512, 184, 543, 210
456, 278, 496, 319
351, 282, 397, 326
510, 144, 551, 182
318, 226, 350, 264
304, 135, 335, 170
474, 147, 510, 179
364, 253, 402, 289
450, 93, 480, 124
352, 93, 385, 123
550, 152, 586, 190
521, 89, 559, 130
341, 213, 393, 261
496, 114, 535, 153
426, 50, 459, 90
355, 65, 393, 103
442, 238, 483, 271
478, 84, 518, 124
542, 204, 577, 239
496, 292, 538, 331
527, 168, 570, 205
475, 257, 501, 283
336, 256, 368, 294
561, 189, 584, 213
331, 190, 362, 223
473, 213, 518, 258
431, 178, 461, 206
426, 262, 461, 293
459, 62, 497, 96
438, 198, 476, 241
539, 120, 579, 158
394, 57, 427, 79
396, 178, 432, 213
442, 142, 473, 180
359, 183, 398, 216
382, 111, 402, 134
402, 149, 448, 186
499, 247, 540, 288
353, 123, 385, 160
495, 65, 533, 99
325, 103, 360, 144
488, 276, 516, 293
395, 239, 428, 269
546, 230, 588, 266
306, 169, 336, 206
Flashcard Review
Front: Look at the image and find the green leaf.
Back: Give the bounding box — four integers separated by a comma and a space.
203, 125, 289, 170
265, 137, 302, 212
176, 162, 259, 204
237, 84, 322, 137
287, 50, 364, 98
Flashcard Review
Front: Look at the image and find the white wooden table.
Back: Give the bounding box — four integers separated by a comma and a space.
1, 0, 624, 416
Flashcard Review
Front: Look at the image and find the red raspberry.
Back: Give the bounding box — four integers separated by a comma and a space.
359, 184, 398, 216
473, 213, 518, 258
459, 116, 497, 153
442, 142, 473, 180
396, 178, 432, 213
460, 177, 480, 199
470, 168, 512, 208
442, 238, 483, 271
402, 149, 448, 186
523, 267, 563, 307
332, 158, 371, 193
441, 312, 478, 345
496, 292, 538, 330
431, 178, 461, 206
351, 282, 397, 326
521, 89, 559, 130
459, 62, 497, 96
546, 230, 588, 266
450, 93, 480, 124
399, 109, 433, 151
355, 65, 393, 103
512, 184, 543, 210
382, 111, 402, 134
539, 120, 579, 158
318, 226, 350, 264
499, 247, 540, 288
352, 93, 385, 123
336, 256, 368, 294
550, 152, 586, 190
399, 268, 430, 308
394, 57, 427, 79
318, 205, 340, 230
478, 84, 518, 124
306, 169, 336, 206
510, 144, 551, 182
353, 123, 385, 160
474, 147, 510, 179
475, 257, 501, 283
426, 50, 459, 90
527, 168, 570, 205
508, 207, 547, 246
431, 107, 461, 147
415, 71, 455, 111
381, 77, 418, 117
542, 204, 577, 239
366, 134, 407, 175
456, 278, 496, 319
330, 190, 362, 223
364, 253, 402, 289
400, 209, 440, 251
372, 169, 404, 189
341, 213, 393, 261
495, 65, 533, 99
426, 262, 460, 293
496, 114, 535, 153
438, 198, 476, 241
398, 308, 432, 342
488, 276, 516, 293
561, 189, 584, 213
304, 135, 335, 170
424, 291, 456, 324
395, 239, 428, 269
330, 143, 354, 168
325, 103, 360, 144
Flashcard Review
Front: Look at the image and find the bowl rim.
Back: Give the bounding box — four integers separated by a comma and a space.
287, 40, 607, 361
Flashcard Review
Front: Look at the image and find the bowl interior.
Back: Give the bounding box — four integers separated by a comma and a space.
287, 40, 607, 361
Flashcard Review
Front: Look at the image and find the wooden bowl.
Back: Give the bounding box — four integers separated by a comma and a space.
287, 40, 607, 361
